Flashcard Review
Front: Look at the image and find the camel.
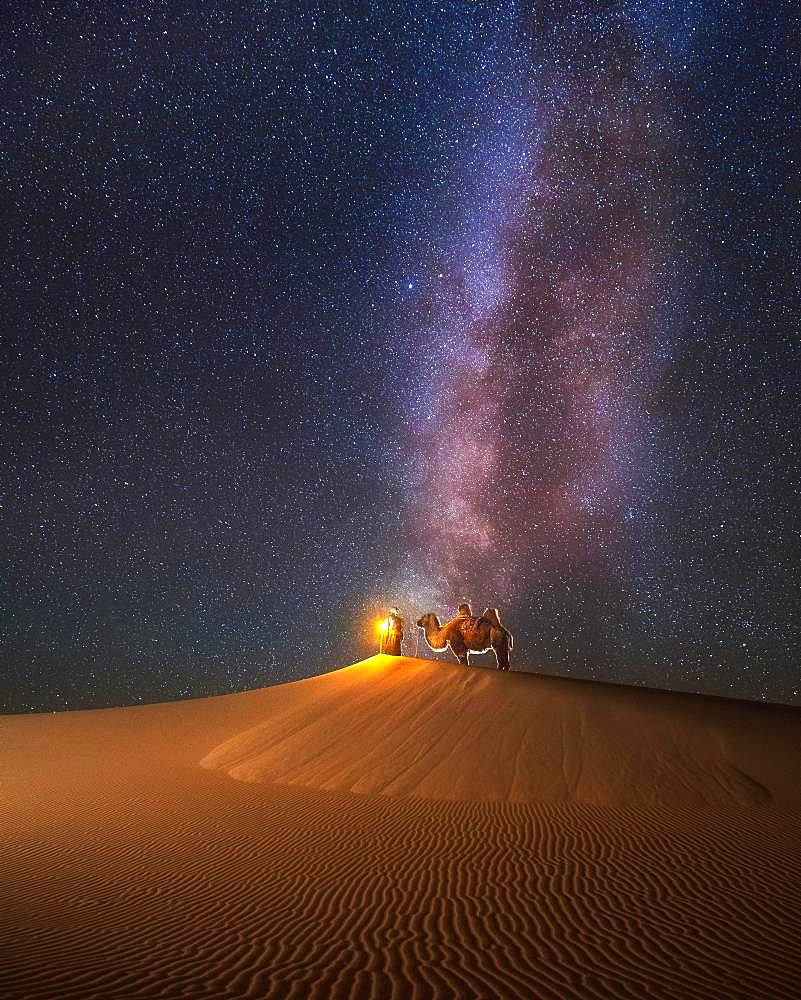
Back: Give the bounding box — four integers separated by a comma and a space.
416, 608, 513, 671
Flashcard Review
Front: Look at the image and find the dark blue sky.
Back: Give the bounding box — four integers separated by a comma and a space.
2, 1, 798, 711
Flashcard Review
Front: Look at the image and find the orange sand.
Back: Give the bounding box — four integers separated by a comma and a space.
2, 655, 800, 999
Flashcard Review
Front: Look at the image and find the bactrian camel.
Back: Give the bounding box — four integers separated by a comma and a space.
416, 608, 513, 671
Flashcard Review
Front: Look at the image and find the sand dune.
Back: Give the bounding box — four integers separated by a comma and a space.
2, 656, 801, 999
202, 656, 801, 807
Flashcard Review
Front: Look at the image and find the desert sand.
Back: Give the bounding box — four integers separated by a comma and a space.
2, 655, 800, 999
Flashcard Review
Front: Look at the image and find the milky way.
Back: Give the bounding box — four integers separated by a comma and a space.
2, 2, 798, 710
375, 3, 797, 697
392, 9, 678, 635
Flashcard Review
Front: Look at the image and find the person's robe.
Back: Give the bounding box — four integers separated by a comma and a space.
384, 615, 403, 655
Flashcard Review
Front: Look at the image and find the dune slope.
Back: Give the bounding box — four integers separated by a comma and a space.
202, 655, 801, 807
2, 656, 801, 1000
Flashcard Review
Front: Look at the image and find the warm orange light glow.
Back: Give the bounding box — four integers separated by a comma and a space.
377, 617, 390, 633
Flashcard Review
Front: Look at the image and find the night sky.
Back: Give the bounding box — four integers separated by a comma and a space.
2, 2, 799, 713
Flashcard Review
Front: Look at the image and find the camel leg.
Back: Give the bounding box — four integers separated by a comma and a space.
493, 641, 510, 672
450, 638, 468, 667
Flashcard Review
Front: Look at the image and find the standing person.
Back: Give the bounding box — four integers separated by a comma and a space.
384, 607, 404, 656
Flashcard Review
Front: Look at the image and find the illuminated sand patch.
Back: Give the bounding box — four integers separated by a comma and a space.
202, 656, 799, 807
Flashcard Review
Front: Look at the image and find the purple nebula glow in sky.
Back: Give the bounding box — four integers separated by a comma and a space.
393, 11, 677, 624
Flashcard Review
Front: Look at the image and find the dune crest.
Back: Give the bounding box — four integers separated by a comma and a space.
201, 656, 801, 808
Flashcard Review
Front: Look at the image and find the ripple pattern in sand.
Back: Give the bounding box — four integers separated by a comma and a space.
2, 771, 801, 1000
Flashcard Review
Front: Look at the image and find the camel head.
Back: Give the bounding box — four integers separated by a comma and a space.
416, 612, 440, 629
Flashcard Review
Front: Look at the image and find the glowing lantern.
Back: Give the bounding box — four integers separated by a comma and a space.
377, 616, 391, 653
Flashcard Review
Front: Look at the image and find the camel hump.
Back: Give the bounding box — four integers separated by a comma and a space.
481, 607, 502, 628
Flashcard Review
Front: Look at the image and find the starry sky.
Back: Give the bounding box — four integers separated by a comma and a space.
2, 1, 799, 712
